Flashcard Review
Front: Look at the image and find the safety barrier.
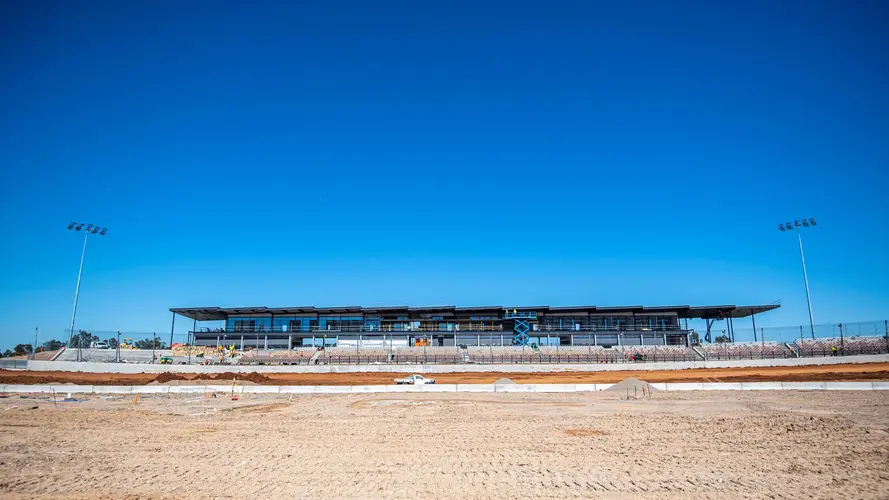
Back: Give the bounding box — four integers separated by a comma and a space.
1, 382, 887, 394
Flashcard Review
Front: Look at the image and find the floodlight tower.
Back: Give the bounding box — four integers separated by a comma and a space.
66, 223, 108, 360
778, 218, 817, 339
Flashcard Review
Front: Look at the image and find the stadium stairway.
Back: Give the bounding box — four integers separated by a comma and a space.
785, 343, 800, 357
309, 349, 322, 365
691, 346, 707, 361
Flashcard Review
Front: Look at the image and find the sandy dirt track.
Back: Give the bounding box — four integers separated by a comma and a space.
2, 362, 889, 385
0, 391, 888, 499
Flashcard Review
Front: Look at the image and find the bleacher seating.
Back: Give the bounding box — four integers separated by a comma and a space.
392, 346, 461, 364
319, 346, 390, 364
795, 336, 888, 357
533, 346, 616, 363
467, 346, 532, 363
699, 341, 787, 360
238, 348, 317, 365
617, 345, 698, 362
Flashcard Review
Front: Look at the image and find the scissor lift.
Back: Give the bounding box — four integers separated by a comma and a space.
505, 310, 537, 346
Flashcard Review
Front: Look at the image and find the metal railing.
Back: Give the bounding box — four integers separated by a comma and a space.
193, 324, 688, 334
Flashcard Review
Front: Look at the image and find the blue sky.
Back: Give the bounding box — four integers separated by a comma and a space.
1, 1, 887, 347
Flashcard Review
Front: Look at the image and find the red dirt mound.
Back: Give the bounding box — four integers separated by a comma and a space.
152, 372, 271, 384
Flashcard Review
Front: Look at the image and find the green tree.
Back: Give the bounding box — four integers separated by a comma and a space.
13, 344, 33, 356
42, 339, 64, 351
715, 335, 731, 343
135, 337, 166, 350
104, 338, 119, 349
3, 349, 13, 357
70, 330, 98, 348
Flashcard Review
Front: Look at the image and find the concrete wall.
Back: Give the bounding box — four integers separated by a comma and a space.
1, 382, 886, 394
22, 353, 889, 375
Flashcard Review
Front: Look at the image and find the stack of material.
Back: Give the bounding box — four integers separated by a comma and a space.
172, 345, 221, 357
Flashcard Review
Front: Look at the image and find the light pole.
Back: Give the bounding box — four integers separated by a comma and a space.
779, 218, 817, 339
66, 222, 108, 361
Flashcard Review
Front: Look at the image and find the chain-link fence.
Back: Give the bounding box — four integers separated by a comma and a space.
11, 320, 885, 364
700, 319, 889, 358
54, 330, 194, 363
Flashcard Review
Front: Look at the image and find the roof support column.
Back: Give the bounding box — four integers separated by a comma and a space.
730, 317, 735, 342
752, 313, 757, 342
169, 311, 176, 349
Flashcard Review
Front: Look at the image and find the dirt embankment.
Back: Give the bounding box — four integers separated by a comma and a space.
1, 362, 888, 386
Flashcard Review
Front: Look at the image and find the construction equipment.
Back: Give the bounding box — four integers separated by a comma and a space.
158, 356, 173, 364
120, 338, 137, 349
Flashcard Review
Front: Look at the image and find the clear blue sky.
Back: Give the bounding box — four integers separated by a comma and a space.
1, 0, 887, 347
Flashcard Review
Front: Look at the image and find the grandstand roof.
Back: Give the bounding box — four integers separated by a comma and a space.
170, 304, 780, 321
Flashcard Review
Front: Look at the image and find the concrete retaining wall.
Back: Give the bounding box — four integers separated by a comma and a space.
2, 382, 887, 394
20, 354, 889, 375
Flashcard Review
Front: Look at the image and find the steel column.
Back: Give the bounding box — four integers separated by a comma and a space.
67, 230, 89, 349
797, 228, 817, 338
751, 314, 757, 342
169, 312, 176, 348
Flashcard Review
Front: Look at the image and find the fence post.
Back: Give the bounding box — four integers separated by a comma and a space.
116, 330, 121, 363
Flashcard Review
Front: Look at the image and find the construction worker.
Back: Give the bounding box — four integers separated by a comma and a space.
831, 345, 838, 356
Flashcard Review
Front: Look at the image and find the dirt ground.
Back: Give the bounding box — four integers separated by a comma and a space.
2, 362, 889, 385
0, 391, 887, 499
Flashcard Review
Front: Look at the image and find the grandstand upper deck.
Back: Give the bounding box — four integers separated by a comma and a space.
171, 303, 779, 349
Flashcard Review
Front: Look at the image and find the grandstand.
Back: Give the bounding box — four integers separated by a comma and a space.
171, 303, 780, 349
39, 304, 884, 366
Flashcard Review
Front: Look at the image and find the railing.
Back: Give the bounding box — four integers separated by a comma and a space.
467, 353, 699, 364
534, 325, 685, 332
318, 355, 391, 365
504, 311, 538, 319
193, 325, 690, 334
390, 355, 462, 364
702, 351, 795, 361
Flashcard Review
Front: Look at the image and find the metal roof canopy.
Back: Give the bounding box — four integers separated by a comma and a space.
170, 304, 779, 322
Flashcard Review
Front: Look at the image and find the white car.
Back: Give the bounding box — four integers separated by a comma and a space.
394, 374, 435, 385
91, 341, 109, 349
